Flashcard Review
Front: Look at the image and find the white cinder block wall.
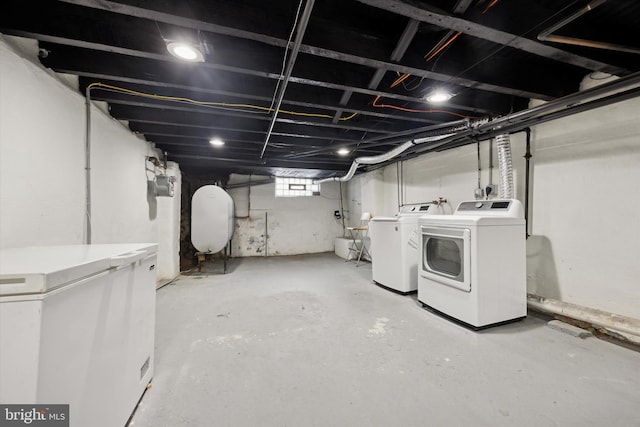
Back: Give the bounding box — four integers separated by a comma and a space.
348, 91, 640, 319
0, 37, 181, 281
227, 174, 344, 256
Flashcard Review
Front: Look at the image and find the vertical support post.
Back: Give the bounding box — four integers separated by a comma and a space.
265, 211, 269, 257
224, 244, 228, 274
524, 128, 532, 239
85, 86, 92, 244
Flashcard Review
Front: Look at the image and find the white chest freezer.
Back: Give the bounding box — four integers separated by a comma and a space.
0, 243, 157, 427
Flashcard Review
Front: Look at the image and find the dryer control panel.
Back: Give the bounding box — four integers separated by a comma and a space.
399, 204, 432, 214
458, 200, 511, 211
455, 199, 524, 219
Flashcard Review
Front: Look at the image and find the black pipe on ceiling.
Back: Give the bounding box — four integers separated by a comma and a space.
363, 71, 640, 173
410, 70, 640, 157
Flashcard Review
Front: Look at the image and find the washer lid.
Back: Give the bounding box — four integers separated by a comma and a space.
0, 243, 157, 296
371, 204, 436, 222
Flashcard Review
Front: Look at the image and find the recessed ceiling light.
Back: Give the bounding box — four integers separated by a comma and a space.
166, 42, 204, 62
425, 90, 453, 103
209, 138, 225, 146
337, 148, 350, 156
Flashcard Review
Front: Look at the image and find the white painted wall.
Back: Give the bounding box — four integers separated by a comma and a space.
0, 36, 181, 281
1, 39, 86, 246
226, 174, 344, 256
526, 97, 639, 319
349, 93, 640, 319
87, 105, 160, 245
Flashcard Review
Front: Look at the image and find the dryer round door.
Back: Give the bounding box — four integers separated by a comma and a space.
420, 226, 471, 292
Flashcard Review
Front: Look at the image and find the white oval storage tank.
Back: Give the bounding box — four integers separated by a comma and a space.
191, 185, 235, 253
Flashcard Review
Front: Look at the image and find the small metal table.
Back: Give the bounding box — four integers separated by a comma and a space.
346, 225, 370, 267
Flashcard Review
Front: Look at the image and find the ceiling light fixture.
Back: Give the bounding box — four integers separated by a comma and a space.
425, 90, 453, 103
337, 148, 350, 156
209, 138, 225, 146
166, 41, 204, 62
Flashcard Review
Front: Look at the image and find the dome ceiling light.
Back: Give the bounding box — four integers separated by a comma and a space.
425, 90, 453, 103
166, 41, 205, 62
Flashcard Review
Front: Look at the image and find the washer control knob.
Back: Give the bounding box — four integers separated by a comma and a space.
475, 202, 484, 208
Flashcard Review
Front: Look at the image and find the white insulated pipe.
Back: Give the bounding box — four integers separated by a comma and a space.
527, 294, 640, 338
496, 133, 514, 199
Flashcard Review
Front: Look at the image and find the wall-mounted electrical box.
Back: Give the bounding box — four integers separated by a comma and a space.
154, 175, 175, 197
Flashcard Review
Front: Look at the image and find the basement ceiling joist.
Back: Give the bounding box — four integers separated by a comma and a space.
1, 0, 638, 178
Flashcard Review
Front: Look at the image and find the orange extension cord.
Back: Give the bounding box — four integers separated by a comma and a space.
378, 0, 500, 116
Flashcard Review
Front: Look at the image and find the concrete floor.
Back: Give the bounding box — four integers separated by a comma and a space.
130, 253, 640, 427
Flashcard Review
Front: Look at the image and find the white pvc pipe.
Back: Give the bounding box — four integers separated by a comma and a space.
527, 293, 640, 337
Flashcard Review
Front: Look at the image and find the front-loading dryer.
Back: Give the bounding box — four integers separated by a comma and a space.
418, 199, 526, 329
369, 204, 436, 293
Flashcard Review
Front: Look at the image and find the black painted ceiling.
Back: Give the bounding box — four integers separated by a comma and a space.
2, 0, 639, 178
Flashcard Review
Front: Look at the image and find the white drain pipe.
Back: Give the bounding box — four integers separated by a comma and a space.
527, 294, 640, 338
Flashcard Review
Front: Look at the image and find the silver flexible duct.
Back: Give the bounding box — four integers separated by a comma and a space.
496, 133, 514, 199
316, 134, 453, 184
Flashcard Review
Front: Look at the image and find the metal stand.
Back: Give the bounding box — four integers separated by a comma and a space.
223, 244, 228, 274
346, 226, 370, 267
195, 242, 230, 274
196, 252, 207, 272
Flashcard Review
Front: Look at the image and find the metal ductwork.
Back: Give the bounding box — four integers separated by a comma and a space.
496, 134, 514, 199
316, 70, 640, 184
315, 133, 457, 184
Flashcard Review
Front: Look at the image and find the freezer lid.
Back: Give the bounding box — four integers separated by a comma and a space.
0, 243, 157, 296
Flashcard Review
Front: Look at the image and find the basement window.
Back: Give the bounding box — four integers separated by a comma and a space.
275, 177, 320, 197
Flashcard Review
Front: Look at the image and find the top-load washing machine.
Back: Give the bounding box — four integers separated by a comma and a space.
418, 199, 526, 329
369, 203, 436, 293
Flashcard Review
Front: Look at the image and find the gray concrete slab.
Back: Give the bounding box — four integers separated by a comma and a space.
547, 319, 593, 339
130, 253, 640, 427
